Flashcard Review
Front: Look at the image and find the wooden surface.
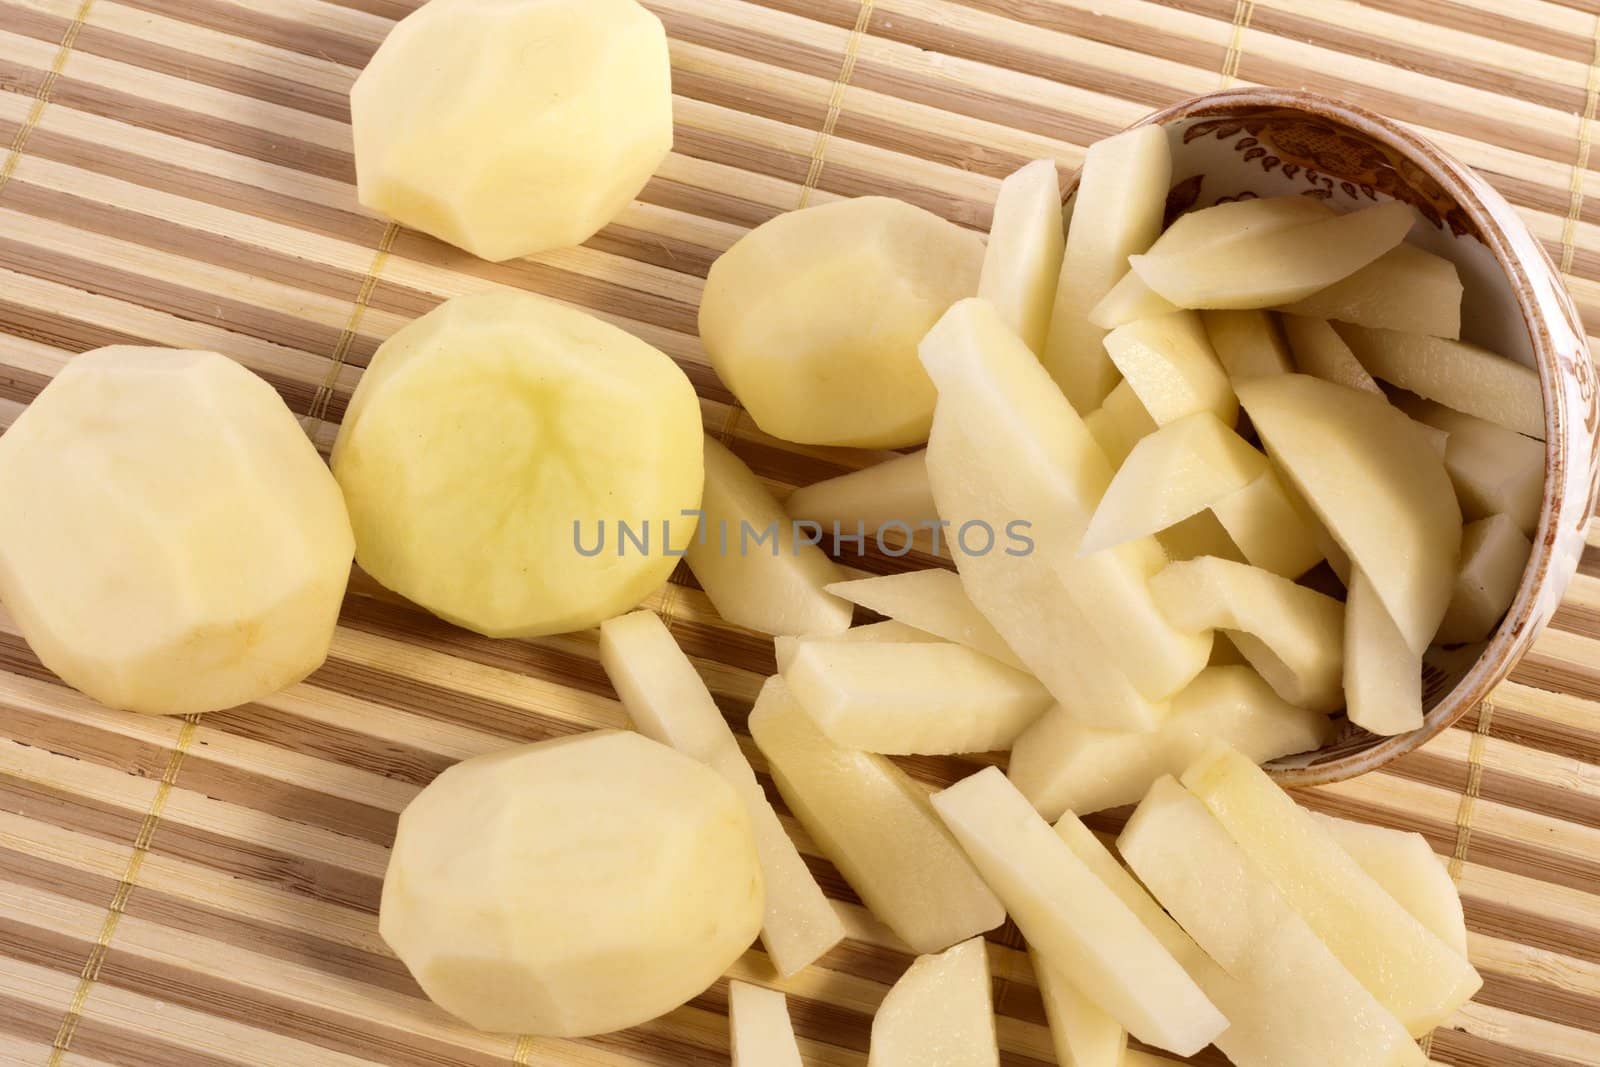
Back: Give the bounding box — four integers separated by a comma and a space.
0, 0, 1598, 1064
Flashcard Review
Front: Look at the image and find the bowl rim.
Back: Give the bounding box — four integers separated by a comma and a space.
1069, 87, 1588, 788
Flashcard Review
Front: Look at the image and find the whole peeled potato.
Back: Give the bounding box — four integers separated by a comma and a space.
351, 0, 673, 261
700, 197, 985, 448
331, 291, 703, 638
381, 730, 764, 1036
0, 348, 354, 715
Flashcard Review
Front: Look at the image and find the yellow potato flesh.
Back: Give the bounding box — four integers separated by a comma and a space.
1404, 398, 1543, 534
1104, 311, 1237, 427
332, 292, 703, 638
1282, 314, 1381, 394
868, 938, 997, 1067
1313, 814, 1469, 956
701, 197, 984, 447
1344, 569, 1423, 736
1083, 380, 1157, 467
1031, 945, 1126, 1067
352, 0, 672, 261
773, 621, 939, 674
1437, 514, 1532, 644
825, 569, 1025, 669
1210, 470, 1324, 579
380, 731, 763, 1037
1279, 242, 1463, 339
1201, 309, 1294, 383
730, 982, 803, 1067
784, 450, 937, 534
0, 347, 353, 715
979, 159, 1065, 353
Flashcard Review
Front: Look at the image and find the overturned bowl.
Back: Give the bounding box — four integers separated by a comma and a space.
1063, 88, 1600, 787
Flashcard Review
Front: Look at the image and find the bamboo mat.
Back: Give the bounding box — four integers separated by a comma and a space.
0, 0, 1597, 1064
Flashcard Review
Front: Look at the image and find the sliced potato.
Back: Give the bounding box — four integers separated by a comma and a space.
781, 640, 1051, 755
1145, 195, 1335, 255
773, 620, 939, 673
1044, 126, 1172, 410
826, 569, 1025, 669
1083, 412, 1268, 554
1437, 514, 1532, 644
1344, 569, 1423, 736
688, 437, 854, 637
1130, 201, 1414, 309
748, 677, 1004, 955
730, 982, 804, 1067
1008, 665, 1332, 818
1151, 556, 1345, 711
1088, 268, 1179, 331
1313, 814, 1469, 956
1339, 324, 1544, 439
1279, 242, 1463, 339
1210, 470, 1325, 579
1201, 309, 1294, 383
1083, 380, 1157, 466
932, 768, 1228, 1056
784, 450, 938, 535
1402, 398, 1544, 534
1282, 315, 1381, 394
1031, 945, 1127, 1067
1104, 312, 1237, 427
1156, 510, 1244, 564
1236, 374, 1461, 654
868, 938, 998, 1067
979, 159, 1065, 354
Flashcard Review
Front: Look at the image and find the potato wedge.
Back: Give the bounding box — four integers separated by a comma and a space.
868, 939, 998, 1067
826, 569, 1025, 669
1437, 514, 1531, 644
1402, 397, 1544, 533
774, 620, 939, 673
1344, 569, 1424, 736
784, 451, 938, 535
1083, 380, 1157, 466
1313, 814, 1469, 956
1210, 471, 1325, 579
1202, 309, 1294, 383
979, 159, 1065, 354
1157, 510, 1244, 563
1282, 314, 1381, 394
1032, 945, 1127, 1067
1104, 312, 1237, 427
1339, 324, 1544, 439
1279, 242, 1463, 339
730, 982, 803, 1067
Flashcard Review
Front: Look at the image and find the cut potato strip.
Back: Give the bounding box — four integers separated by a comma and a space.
1088, 268, 1178, 330
1104, 312, 1237, 427
748, 677, 1004, 955
781, 640, 1051, 755
1147, 195, 1336, 256
867, 938, 998, 1067
1181, 746, 1483, 1035
1129, 200, 1414, 309
1282, 315, 1381, 394
784, 450, 938, 535
931, 767, 1227, 1056
1344, 569, 1424, 736
1083, 380, 1157, 466
729, 982, 803, 1067
1236, 374, 1460, 654
1083, 413, 1268, 554
1151, 557, 1345, 712
1437, 514, 1532, 644
979, 159, 1064, 355
774, 620, 939, 673
689, 437, 854, 637
921, 300, 1204, 720
1278, 241, 1463, 339
1009, 665, 1332, 818
599, 611, 846, 976
1201, 309, 1294, 383
1119, 777, 1431, 1067
1313, 814, 1469, 957
1210, 471, 1324, 579
1157, 510, 1243, 564
1031, 946, 1127, 1067
825, 569, 1025, 669
1339, 324, 1545, 440
1402, 397, 1544, 534
1044, 126, 1172, 411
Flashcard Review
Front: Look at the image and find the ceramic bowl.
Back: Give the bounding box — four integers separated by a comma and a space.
1063, 87, 1599, 786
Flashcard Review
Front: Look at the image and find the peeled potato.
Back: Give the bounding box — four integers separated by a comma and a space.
381, 731, 762, 1037
0, 347, 353, 715
352, 0, 672, 261
701, 197, 985, 447
332, 291, 703, 638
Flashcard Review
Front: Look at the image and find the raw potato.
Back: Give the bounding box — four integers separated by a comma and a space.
352, 0, 671, 261
333, 292, 701, 638
781, 640, 1051, 755
1339, 324, 1545, 439
785, 451, 938, 535
730, 982, 803, 1067
1157, 511, 1243, 564
1236, 374, 1461, 654
1129, 201, 1414, 309
931, 767, 1228, 1056
1119, 777, 1430, 1067
1202, 309, 1294, 382
1044, 125, 1172, 410
825, 569, 1026, 669
748, 677, 1005, 954
1031, 946, 1127, 1067
1211, 471, 1325, 579
1282, 315, 1381, 394
1089, 267, 1179, 331
598, 611, 844, 976
1437, 514, 1532, 644
869, 938, 998, 1067
688, 437, 854, 637
1083, 412, 1268, 553
380, 731, 762, 1037
1279, 242, 1463, 338
1083, 381, 1158, 466
979, 159, 1065, 353
1182, 746, 1483, 1035
1344, 569, 1424, 736
1008, 665, 1333, 818
922, 300, 1210, 715
1151, 557, 1346, 712
1313, 814, 1469, 956
0, 347, 353, 716
774, 621, 939, 673
1104, 312, 1237, 427
1403, 398, 1544, 534
701, 197, 985, 447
